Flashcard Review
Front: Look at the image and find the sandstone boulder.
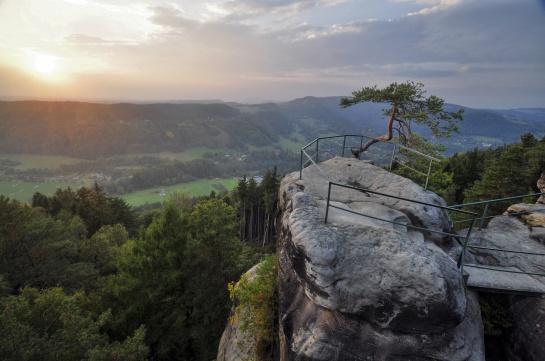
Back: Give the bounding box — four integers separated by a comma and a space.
459, 204, 545, 361
278, 157, 484, 361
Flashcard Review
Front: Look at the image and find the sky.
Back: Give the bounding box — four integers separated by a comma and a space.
0, 0, 544, 108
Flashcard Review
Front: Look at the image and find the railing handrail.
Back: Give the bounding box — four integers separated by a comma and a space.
449, 192, 545, 278
301, 134, 441, 162
324, 181, 479, 276
299, 136, 545, 283
300, 134, 440, 190
449, 192, 545, 209
448, 192, 545, 231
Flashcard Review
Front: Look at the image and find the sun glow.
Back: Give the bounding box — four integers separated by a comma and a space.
25, 52, 69, 84
33, 54, 57, 74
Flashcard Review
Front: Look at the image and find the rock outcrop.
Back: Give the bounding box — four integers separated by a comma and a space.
537, 172, 545, 204
277, 157, 484, 361
217, 264, 259, 361
459, 203, 545, 361
218, 156, 545, 361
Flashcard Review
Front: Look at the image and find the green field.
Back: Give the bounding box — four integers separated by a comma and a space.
0, 154, 86, 170
0, 147, 234, 169
0, 180, 87, 203
0, 149, 253, 207
127, 146, 235, 161
119, 179, 239, 206
0, 178, 239, 207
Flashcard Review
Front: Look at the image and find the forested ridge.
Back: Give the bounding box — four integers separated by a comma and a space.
2, 134, 545, 360
2, 102, 545, 360
0, 101, 297, 158
1, 99, 544, 160
0, 166, 280, 361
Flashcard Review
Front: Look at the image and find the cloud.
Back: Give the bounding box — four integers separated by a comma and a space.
215, 0, 327, 17
1, 0, 544, 107
133, 0, 543, 102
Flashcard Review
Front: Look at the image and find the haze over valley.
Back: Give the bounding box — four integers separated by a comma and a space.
1, 97, 544, 205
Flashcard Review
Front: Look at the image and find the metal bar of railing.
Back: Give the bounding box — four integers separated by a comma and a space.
468, 245, 545, 257
303, 134, 440, 162
389, 143, 397, 170
300, 135, 441, 190
449, 192, 545, 209
326, 203, 465, 239
479, 203, 490, 230
464, 264, 545, 278
325, 181, 478, 276
306, 139, 545, 281
315, 139, 319, 163
448, 192, 545, 230
327, 181, 477, 215
325, 182, 332, 223
459, 216, 477, 275
299, 149, 304, 180
424, 159, 433, 190
392, 159, 428, 177
301, 149, 332, 182
326, 182, 477, 225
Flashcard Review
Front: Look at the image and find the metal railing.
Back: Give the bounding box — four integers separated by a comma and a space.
449, 192, 545, 230
299, 136, 545, 281
449, 193, 545, 279
324, 181, 479, 276
299, 134, 440, 189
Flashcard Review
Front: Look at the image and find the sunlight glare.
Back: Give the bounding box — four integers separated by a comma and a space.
33, 54, 57, 74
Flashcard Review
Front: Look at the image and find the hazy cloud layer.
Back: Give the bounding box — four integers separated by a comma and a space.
0, 0, 543, 107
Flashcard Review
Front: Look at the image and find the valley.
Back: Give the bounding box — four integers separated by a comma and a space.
1, 98, 544, 206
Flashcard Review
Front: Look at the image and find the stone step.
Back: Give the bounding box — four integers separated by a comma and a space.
464, 264, 545, 295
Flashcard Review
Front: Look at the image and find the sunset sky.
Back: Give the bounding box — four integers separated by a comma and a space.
0, 0, 544, 108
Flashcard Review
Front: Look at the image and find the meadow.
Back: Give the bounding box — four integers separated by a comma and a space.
0, 150, 242, 206
119, 178, 239, 206
0, 180, 86, 203
0, 178, 239, 206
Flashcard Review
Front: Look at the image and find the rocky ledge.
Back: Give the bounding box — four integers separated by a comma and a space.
276, 157, 484, 361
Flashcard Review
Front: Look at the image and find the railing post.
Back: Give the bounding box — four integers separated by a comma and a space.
299, 149, 304, 180
342, 136, 347, 157
325, 182, 332, 223
479, 203, 490, 230
358, 136, 363, 160
316, 139, 319, 163
459, 216, 478, 276
390, 143, 397, 170
424, 159, 433, 190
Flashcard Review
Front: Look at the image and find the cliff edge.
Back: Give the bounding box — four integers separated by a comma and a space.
276, 157, 484, 361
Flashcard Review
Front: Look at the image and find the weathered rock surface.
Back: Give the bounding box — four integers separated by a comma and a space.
466, 207, 545, 274
217, 264, 259, 361
459, 204, 545, 361
278, 157, 484, 361
537, 172, 545, 204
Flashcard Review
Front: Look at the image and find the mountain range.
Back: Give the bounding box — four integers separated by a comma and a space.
0, 97, 543, 159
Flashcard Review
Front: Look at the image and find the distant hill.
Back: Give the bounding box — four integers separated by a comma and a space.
0, 99, 543, 159
0, 101, 298, 159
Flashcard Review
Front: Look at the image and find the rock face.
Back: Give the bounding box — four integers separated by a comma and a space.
537, 172, 545, 204
217, 264, 259, 361
460, 203, 545, 361
277, 157, 484, 361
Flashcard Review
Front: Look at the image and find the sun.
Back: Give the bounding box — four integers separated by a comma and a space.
33, 54, 57, 74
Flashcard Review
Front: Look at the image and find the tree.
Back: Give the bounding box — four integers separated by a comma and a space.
0, 287, 148, 361
185, 198, 244, 359
108, 198, 244, 361
340, 81, 464, 156
260, 166, 280, 247
109, 201, 190, 360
